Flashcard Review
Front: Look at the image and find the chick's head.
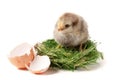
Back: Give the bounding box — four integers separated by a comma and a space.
56, 13, 80, 32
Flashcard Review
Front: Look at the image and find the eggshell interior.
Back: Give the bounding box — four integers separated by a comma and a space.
8, 43, 35, 69
26, 55, 50, 74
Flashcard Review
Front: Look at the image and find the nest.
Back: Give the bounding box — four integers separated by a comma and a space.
34, 39, 103, 70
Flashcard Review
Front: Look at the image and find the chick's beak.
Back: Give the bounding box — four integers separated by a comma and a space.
58, 21, 64, 31
58, 26, 64, 31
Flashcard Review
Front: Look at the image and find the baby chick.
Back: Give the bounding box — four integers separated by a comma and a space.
54, 12, 89, 49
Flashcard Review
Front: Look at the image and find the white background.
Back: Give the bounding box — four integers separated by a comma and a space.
0, 0, 120, 80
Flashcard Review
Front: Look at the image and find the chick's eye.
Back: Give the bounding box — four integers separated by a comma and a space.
65, 24, 70, 28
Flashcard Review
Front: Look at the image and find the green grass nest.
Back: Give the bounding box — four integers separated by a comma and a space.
34, 39, 103, 70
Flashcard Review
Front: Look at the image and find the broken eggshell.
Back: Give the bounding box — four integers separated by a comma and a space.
26, 55, 51, 74
8, 43, 35, 69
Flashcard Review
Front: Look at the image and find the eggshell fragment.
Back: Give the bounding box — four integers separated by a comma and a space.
8, 43, 35, 69
26, 55, 50, 74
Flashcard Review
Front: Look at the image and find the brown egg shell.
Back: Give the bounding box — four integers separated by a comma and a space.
29, 67, 49, 74
8, 48, 35, 69
25, 55, 50, 74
